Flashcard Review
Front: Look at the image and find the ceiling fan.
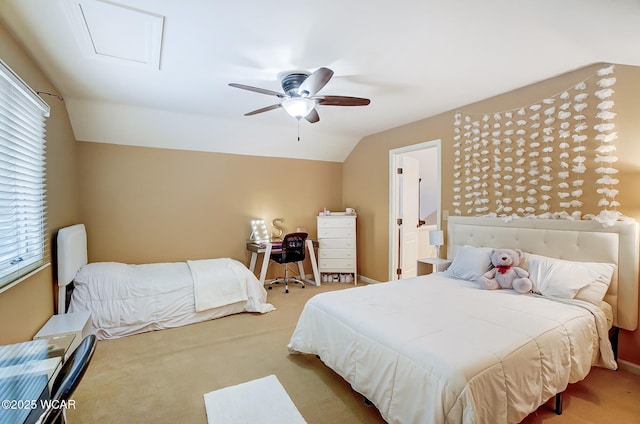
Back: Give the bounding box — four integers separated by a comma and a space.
229, 67, 370, 123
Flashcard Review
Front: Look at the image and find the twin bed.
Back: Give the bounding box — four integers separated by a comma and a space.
288, 216, 639, 423
56, 224, 275, 340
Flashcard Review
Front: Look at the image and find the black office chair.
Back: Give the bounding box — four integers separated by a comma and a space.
38, 334, 97, 424
269, 232, 308, 293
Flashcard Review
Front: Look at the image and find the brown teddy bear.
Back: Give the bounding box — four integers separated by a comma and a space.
479, 248, 533, 293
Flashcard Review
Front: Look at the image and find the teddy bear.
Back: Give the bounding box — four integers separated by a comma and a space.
478, 248, 533, 294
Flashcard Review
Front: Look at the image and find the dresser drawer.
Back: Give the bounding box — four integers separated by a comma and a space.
317, 216, 356, 229
318, 248, 356, 259
319, 238, 356, 249
317, 228, 356, 239
319, 258, 356, 269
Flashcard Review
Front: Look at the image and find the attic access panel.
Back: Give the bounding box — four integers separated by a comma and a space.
65, 0, 164, 69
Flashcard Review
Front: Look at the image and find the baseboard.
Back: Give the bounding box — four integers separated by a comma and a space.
618, 359, 640, 375
358, 275, 381, 284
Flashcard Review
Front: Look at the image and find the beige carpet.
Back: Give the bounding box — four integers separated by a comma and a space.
67, 281, 640, 423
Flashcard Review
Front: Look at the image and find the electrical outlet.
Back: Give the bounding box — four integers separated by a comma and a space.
443, 210, 449, 220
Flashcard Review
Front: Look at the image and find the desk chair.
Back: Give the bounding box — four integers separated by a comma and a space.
38, 334, 97, 424
269, 232, 308, 293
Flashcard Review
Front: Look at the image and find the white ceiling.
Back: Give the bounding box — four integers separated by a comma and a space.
1, 0, 639, 162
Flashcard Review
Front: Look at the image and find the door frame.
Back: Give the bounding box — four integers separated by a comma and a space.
388, 139, 442, 280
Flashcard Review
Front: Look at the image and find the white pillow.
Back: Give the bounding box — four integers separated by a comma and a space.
445, 246, 494, 281
526, 253, 616, 302
575, 268, 617, 305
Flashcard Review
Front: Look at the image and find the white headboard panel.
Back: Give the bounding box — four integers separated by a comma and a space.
56, 224, 88, 313
447, 216, 639, 330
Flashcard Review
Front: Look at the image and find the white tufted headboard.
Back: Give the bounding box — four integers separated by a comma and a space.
447, 216, 639, 331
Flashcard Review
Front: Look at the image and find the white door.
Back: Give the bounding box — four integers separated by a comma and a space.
399, 155, 420, 278
389, 140, 441, 281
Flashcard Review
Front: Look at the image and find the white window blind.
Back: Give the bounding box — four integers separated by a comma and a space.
0, 59, 50, 290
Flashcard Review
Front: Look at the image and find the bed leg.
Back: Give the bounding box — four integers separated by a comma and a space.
609, 326, 619, 362
554, 392, 563, 415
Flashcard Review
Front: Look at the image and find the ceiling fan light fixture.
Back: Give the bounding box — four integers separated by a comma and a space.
282, 97, 315, 119
229, 67, 370, 124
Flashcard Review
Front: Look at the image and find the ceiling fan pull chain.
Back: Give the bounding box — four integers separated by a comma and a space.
297, 118, 301, 141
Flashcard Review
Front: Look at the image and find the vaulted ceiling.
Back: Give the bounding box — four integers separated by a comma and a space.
1, 1, 639, 162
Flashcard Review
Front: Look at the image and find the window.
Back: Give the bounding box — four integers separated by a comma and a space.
0, 59, 50, 292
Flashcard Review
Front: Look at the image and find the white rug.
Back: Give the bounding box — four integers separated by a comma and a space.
203, 375, 307, 424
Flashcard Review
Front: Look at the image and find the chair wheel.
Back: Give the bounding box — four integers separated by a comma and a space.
285, 289, 289, 293
302, 286, 305, 288
268, 286, 272, 290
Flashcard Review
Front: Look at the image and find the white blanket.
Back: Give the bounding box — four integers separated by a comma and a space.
188, 259, 248, 311
288, 274, 615, 424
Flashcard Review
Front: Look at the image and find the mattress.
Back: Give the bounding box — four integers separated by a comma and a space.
287, 274, 615, 424
69, 258, 275, 339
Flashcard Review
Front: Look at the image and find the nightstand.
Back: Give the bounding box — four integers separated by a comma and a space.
417, 258, 452, 275
34, 311, 92, 360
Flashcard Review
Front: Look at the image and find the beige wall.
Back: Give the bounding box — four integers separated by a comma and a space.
0, 23, 81, 343
344, 62, 640, 364
76, 142, 342, 275
1, 17, 342, 342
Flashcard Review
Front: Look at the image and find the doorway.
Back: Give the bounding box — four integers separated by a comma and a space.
389, 140, 441, 280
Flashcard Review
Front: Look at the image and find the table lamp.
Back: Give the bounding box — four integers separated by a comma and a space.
429, 230, 444, 259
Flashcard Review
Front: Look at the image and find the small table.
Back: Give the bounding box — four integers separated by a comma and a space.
417, 257, 452, 275
0, 334, 75, 424
246, 240, 320, 286
34, 311, 92, 361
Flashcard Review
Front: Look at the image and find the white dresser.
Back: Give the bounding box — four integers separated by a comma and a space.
317, 215, 357, 284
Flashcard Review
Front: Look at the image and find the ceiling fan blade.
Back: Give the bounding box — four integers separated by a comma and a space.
315, 95, 371, 106
297, 67, 334, 97
305, 108, 320, 123
229, 83, 284, 98
244, 103, 282, 116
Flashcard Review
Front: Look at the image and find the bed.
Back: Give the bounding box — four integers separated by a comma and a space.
56, 224, 275, 340
287, 216, 639, 424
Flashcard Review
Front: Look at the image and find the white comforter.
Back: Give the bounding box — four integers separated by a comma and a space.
69, 258, 275, 340
287, 274, 615, 424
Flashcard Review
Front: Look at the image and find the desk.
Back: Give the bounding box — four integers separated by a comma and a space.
0, 334, 75, 424
247, 240, 320, 286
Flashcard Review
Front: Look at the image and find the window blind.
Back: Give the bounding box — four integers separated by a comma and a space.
0, 59, 50, 290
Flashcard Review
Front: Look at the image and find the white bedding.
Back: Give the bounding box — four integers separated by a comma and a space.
69, 258, 275, 340
188, 259, 249, 311
287, 274, 615, 424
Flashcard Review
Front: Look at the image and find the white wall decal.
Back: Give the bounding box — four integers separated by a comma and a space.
452, 64, 631, 226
